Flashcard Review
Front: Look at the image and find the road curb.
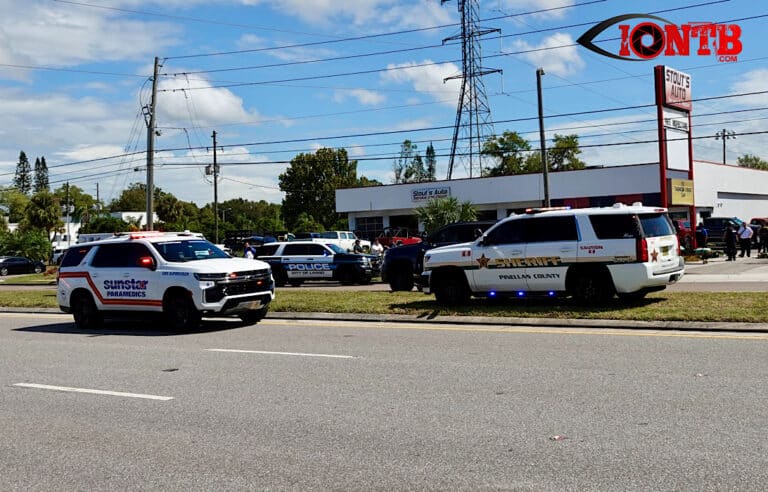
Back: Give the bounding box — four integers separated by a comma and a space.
7, 307, 767, 333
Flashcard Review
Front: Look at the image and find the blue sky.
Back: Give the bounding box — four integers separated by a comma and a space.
0, 0, 765, 207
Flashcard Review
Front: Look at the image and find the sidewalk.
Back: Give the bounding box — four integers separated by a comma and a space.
678, 255, 768, 282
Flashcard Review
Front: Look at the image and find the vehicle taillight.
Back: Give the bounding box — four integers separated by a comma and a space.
676, 238, 681, 256
636, 237, 649, 262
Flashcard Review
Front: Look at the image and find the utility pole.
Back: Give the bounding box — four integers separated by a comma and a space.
145, 56, 160, 231
212, 131, 219, 244
65, 181, 71, 248
536, 68, 550, 207
95, 183, 100, 216
715, 128, 736, 164
442, 0, 501, 179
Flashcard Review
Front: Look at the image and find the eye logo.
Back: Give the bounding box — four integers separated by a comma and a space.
577, 14, 743, 63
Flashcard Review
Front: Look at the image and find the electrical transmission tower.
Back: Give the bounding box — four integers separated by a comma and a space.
442, 0, 501, 180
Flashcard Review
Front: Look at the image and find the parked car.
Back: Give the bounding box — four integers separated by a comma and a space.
254, 241, 380, 286
671, 219, 694, 251
702, 217, 744, 250
0, 256, 46, 276
377, 227, 422, 248
382, 220, 497, 291
295, 231, 371, 252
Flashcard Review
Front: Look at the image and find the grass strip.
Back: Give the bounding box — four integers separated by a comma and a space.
3, 288, 767, 323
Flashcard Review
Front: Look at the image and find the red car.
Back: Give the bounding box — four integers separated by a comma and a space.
671, 219, 694, 250
377, 227, 422, 248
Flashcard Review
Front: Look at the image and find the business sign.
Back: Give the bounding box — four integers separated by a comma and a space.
412, 186, 450, 202
669, 179, 694, 205
663, 107, 689, 132
577, 14, 742, 63
661, 66, 692, 111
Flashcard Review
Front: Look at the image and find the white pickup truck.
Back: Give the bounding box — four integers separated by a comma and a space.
294, 231, 371, 252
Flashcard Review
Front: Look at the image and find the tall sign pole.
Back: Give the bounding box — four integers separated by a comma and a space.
212, 131, 219, 244
146, 56, 160, 231
536, 68, 550, 207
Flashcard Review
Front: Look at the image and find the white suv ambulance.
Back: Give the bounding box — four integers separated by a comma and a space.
57, 232, 274, 330
422, 203, 684, 304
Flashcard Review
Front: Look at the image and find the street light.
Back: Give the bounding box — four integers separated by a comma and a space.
715, 128, 736, 164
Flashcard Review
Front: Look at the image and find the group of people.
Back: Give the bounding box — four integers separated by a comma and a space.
722, 222, 764, 261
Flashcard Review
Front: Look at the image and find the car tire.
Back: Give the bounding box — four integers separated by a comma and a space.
34, 265, 43, 274
434, 274, 470, 305
573, 271, 614, 304
239, 306, 269, 325
388, 268, 414, 291
273, 267, 288, 287
163, 291, 201, 331
71, 292, 103, 330
0, 267, 7, 276
339, 267, 356, 285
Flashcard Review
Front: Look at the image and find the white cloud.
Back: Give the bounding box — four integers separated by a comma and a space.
510, 33, 585, 76
381, 60, 461, 105
157, 76, 261, 127
243, 0, 452, 29
0, 0, 181, 72
731, 69, 768, 107
497, 0, 575, 18
334, 89, 386, 106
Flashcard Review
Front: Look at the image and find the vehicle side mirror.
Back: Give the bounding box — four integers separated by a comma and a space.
479, 234, 490, 246
473, 228, 483, 239
137, 256, 156, 270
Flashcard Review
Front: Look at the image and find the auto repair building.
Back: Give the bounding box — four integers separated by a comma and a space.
336, 160, 768, 240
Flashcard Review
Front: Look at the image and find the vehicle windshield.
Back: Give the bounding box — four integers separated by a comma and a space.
638, 214, 676, 238
325, 243, 346, 254
153, 239, 230, 262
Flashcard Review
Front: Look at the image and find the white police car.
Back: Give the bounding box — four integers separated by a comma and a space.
422, 203, 685, 304
57, 232, 274, 330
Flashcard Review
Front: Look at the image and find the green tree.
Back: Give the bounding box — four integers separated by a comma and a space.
738, 154, 768, 170
481, 132, 534, 176
53, 184, 97, 223
425, 143, 437, 182
0, 187, 30, 223
416, 197, 477, 235
279, 148, 359, 230
79, 216, 131, 234
34, 157, 49, 193
108, 182, 162, 212
292, 212, 325, 233
14, 151, 32, 195
0, 228, 51, 261
356, 176, 383, 187
546, 134, 586, 172
22, 191, 62, 240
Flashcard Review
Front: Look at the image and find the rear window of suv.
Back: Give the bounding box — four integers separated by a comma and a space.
60, 245, 94, 267
589, 214, 639, 239
637, 213, 675, 237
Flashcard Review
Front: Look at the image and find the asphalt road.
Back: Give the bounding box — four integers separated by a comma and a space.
3, 313, 768, 490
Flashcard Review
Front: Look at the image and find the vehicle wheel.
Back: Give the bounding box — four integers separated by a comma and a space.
388, 268, 414, 291
34, 265, 43, 274
239, 306, 269, 325
617, 291, 647, 302
0, 267, 7, 276
71, 292, 103, 330
339, 267, 356, 285
273, 267, 288, 287
163, 291, 201, 331
434, 274, 470, 305
289, 280, 304, 287
572, 272, 614, 304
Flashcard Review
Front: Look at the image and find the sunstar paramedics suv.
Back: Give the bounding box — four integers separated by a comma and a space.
422, 203, 684, 304
57, 231, 274, 330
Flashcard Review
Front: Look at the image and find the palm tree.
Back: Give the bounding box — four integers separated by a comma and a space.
416, 197, 477, 235
24, 191, 62, 240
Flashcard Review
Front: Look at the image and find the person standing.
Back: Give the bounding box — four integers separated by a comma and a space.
760, 225, 768, 254
738, 222, 754, 257
723, 226, 738, 261
352, 239, 364, 254
695, 222, 708, 248
370, 238, 384, 256
243, 241, 255, 259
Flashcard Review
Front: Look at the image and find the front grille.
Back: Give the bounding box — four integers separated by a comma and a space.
204, 270, 272, 303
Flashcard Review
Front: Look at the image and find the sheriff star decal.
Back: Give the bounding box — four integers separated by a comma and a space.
651, 249, 659, 262
476, 254, 490, 268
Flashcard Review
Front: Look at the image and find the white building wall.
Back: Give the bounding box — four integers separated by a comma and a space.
693, 161, 768, 220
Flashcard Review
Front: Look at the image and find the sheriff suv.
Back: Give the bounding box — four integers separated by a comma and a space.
57, 232, 274, 330
254, 241, 379, 286
422, 203, 684, 304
